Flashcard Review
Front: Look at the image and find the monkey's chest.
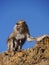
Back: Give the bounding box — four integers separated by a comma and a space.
16, 34, 26, 40
15, 34, 26, 44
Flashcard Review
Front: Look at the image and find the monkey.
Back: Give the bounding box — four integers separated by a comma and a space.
7, 20, 36, 55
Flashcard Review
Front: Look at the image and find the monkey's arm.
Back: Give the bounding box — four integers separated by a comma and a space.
26, 34, 36, 41
27, 34, 49, 42
27, 37, 36, 41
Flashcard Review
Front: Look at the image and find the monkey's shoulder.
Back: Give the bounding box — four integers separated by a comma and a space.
8, 32, 16, 39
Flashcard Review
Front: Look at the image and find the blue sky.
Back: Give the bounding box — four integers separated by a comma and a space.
0, 0, 49, 52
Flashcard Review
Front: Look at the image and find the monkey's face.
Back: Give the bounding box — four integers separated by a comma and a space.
14, 21, 25, 33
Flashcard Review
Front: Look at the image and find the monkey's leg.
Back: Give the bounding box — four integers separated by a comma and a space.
7, 42, 11, 52
17, 40, 22, 51
17, 45, 22, 51
14, 41, 18, 51
8, 39, 15, 55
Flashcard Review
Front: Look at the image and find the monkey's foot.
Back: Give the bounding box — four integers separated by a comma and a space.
17, 49, 22, 52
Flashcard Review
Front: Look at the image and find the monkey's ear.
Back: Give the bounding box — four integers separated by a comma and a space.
23, 21, 26, 24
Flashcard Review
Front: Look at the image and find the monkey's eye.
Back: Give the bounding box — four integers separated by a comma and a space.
16, 23, 19, 25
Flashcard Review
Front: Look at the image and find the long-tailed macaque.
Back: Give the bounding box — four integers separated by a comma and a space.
7, 20, 35, 55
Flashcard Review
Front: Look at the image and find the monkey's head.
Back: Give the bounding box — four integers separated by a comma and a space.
14, 20, 30, 34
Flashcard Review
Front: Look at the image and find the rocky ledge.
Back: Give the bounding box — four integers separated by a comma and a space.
0, 35, 49, 65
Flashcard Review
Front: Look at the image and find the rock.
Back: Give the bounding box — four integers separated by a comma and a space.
0, 35, 49, 65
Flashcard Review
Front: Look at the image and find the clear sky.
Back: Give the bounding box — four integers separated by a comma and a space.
0, 0, 49, 52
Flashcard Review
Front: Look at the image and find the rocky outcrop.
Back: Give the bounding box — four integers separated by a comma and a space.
0, 35, 49, 65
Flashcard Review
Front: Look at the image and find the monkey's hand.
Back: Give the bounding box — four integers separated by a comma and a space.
36, 34, 49, 41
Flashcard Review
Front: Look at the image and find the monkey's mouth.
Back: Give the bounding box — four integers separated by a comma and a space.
17, 27, 20, 31
17, 28, 24, 33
